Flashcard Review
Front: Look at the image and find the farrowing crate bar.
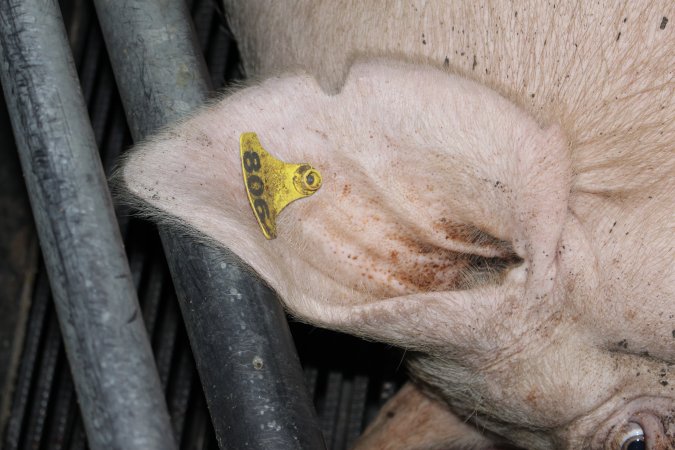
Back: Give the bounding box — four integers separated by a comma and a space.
0, 0, 176, 448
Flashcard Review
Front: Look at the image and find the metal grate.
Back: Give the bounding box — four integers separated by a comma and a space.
1, 1, 406, 449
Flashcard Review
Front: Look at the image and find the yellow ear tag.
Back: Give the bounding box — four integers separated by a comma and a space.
240, 132, 322, 239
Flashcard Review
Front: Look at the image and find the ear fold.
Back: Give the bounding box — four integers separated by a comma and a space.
351, 383, 498, 450
121, 60, 570, 352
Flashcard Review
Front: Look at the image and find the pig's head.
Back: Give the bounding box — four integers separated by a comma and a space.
119, 60, 674, 449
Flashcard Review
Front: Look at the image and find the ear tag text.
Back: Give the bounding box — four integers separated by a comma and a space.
240, 132, 322, 240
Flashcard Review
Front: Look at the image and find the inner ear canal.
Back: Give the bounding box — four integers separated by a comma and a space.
463, 250, 523, 288
389, 220, 523, 293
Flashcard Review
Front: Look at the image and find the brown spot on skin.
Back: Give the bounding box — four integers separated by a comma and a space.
342, 184, 351, 196
624, 309, 637, 320
660, 17, 668, 30
391, 261, 462, 291
435, 219, 513, 251
525, 388, 539, 407
309, 127, 328, 140
418, 244, 433, 254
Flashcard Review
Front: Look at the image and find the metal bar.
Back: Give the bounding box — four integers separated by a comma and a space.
91, 1, 326, 449
0, 2, 177, 449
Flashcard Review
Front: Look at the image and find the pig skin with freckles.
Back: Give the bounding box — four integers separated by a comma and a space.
119, 1, 674, 449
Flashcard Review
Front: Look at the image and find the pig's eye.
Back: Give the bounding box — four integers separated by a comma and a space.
619, 422, 645, 450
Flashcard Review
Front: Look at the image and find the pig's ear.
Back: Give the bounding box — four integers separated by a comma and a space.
352, 383, 499, 450
121, 60, 570, 350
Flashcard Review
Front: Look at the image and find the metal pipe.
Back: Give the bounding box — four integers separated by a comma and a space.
91, 1, 326, 448
0, 1, 177, 449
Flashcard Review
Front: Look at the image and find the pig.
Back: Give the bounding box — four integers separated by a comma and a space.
118, 1, 674, 449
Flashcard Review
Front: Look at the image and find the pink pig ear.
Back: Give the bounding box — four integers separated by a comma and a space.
121, 60, 571, 350
352, 383, 498, 450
